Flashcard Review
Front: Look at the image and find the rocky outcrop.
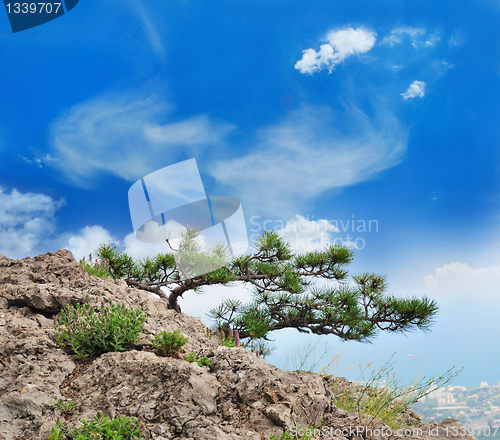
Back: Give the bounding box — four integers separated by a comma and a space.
0, 250, 476, 440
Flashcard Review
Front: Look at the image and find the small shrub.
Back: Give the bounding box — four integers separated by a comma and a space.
79, 253, 111, 279
197, 355, 211, 368
184, 352, 197, 363
52, 398, 77, 416
207, 327, 241, 347
184, 352, 212, 368
151, 330, 188, 357
48, 419, 65, 440
48, 413, 146, 439
53, 299, 147, 359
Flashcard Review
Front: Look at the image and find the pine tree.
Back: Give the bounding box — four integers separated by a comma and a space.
92, 228, 438, 351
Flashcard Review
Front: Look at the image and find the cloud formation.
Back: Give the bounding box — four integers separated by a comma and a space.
129, 0, 165, 58
277, 214, 339, 254
401, 80, 426, 100
382, 26, 426, 47
66, 225, 120, 262
295, 27, 376, 74
424, 262, 500, 298
211, 104, 407, 215
0, 187, 65, 259
49, 93, 235, 186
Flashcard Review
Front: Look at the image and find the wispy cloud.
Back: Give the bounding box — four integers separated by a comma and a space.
129, 0, 165, 59
0, 187, 65, 259
448, 30, 463, 47
401, 80, 426, 100
22, 153, 57, 168
295, 27, 376, 74
48, 93, 235, 186
425, 35, 441, 46
382, 26, 426, 47
211, 104, 407, 215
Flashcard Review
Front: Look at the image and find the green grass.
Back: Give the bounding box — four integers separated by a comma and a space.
48, 413, 146, 439
330, 353, 463, 429
283, 343, 463, 431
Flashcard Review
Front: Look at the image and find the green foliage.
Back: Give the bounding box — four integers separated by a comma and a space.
151, 330, 188, 357
48, 419, 65, 440
219, 337, 238, 347
94, 244, 136, 280
79, 259, 111, 279
243, 339, 274, 359
48, 413, 146, 439
331, 354, 463, 429
184, 352, 212, 367
173, 226, 232, 280
90, 229, 440, 353
52, 398, 77, 416
53, 299, 147, 359
184, 352, 197, 362
211, 327, 240, 347
197, 355, 211, 367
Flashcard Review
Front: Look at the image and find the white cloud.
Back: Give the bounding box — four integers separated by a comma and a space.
277, 214, 339, 253
123, 230, 177, 260
0, 187, 65, 259
22, 153, 58, 168
49, 93, 235, 186
448, 31, 463, 47
66, 225, 120, 262
425, 36, 441, 46
22, 156, 42, 168
382, 26, 426, 46
295, 27, 376, 74
66, 225, 173, 262
423, 262, 500, 298
180, 281, 254, 324
401, 80, 426, 100
129, 0, 165, 58
211, 104, 407, 215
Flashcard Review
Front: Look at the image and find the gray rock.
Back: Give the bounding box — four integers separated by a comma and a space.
0, 250, 476, 440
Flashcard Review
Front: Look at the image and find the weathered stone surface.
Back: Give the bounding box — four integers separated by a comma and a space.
0, 250, 476, 440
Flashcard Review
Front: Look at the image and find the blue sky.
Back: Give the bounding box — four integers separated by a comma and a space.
1, 0, 499, 387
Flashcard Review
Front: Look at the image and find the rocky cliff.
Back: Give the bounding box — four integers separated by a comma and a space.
0, 249, 475, 440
